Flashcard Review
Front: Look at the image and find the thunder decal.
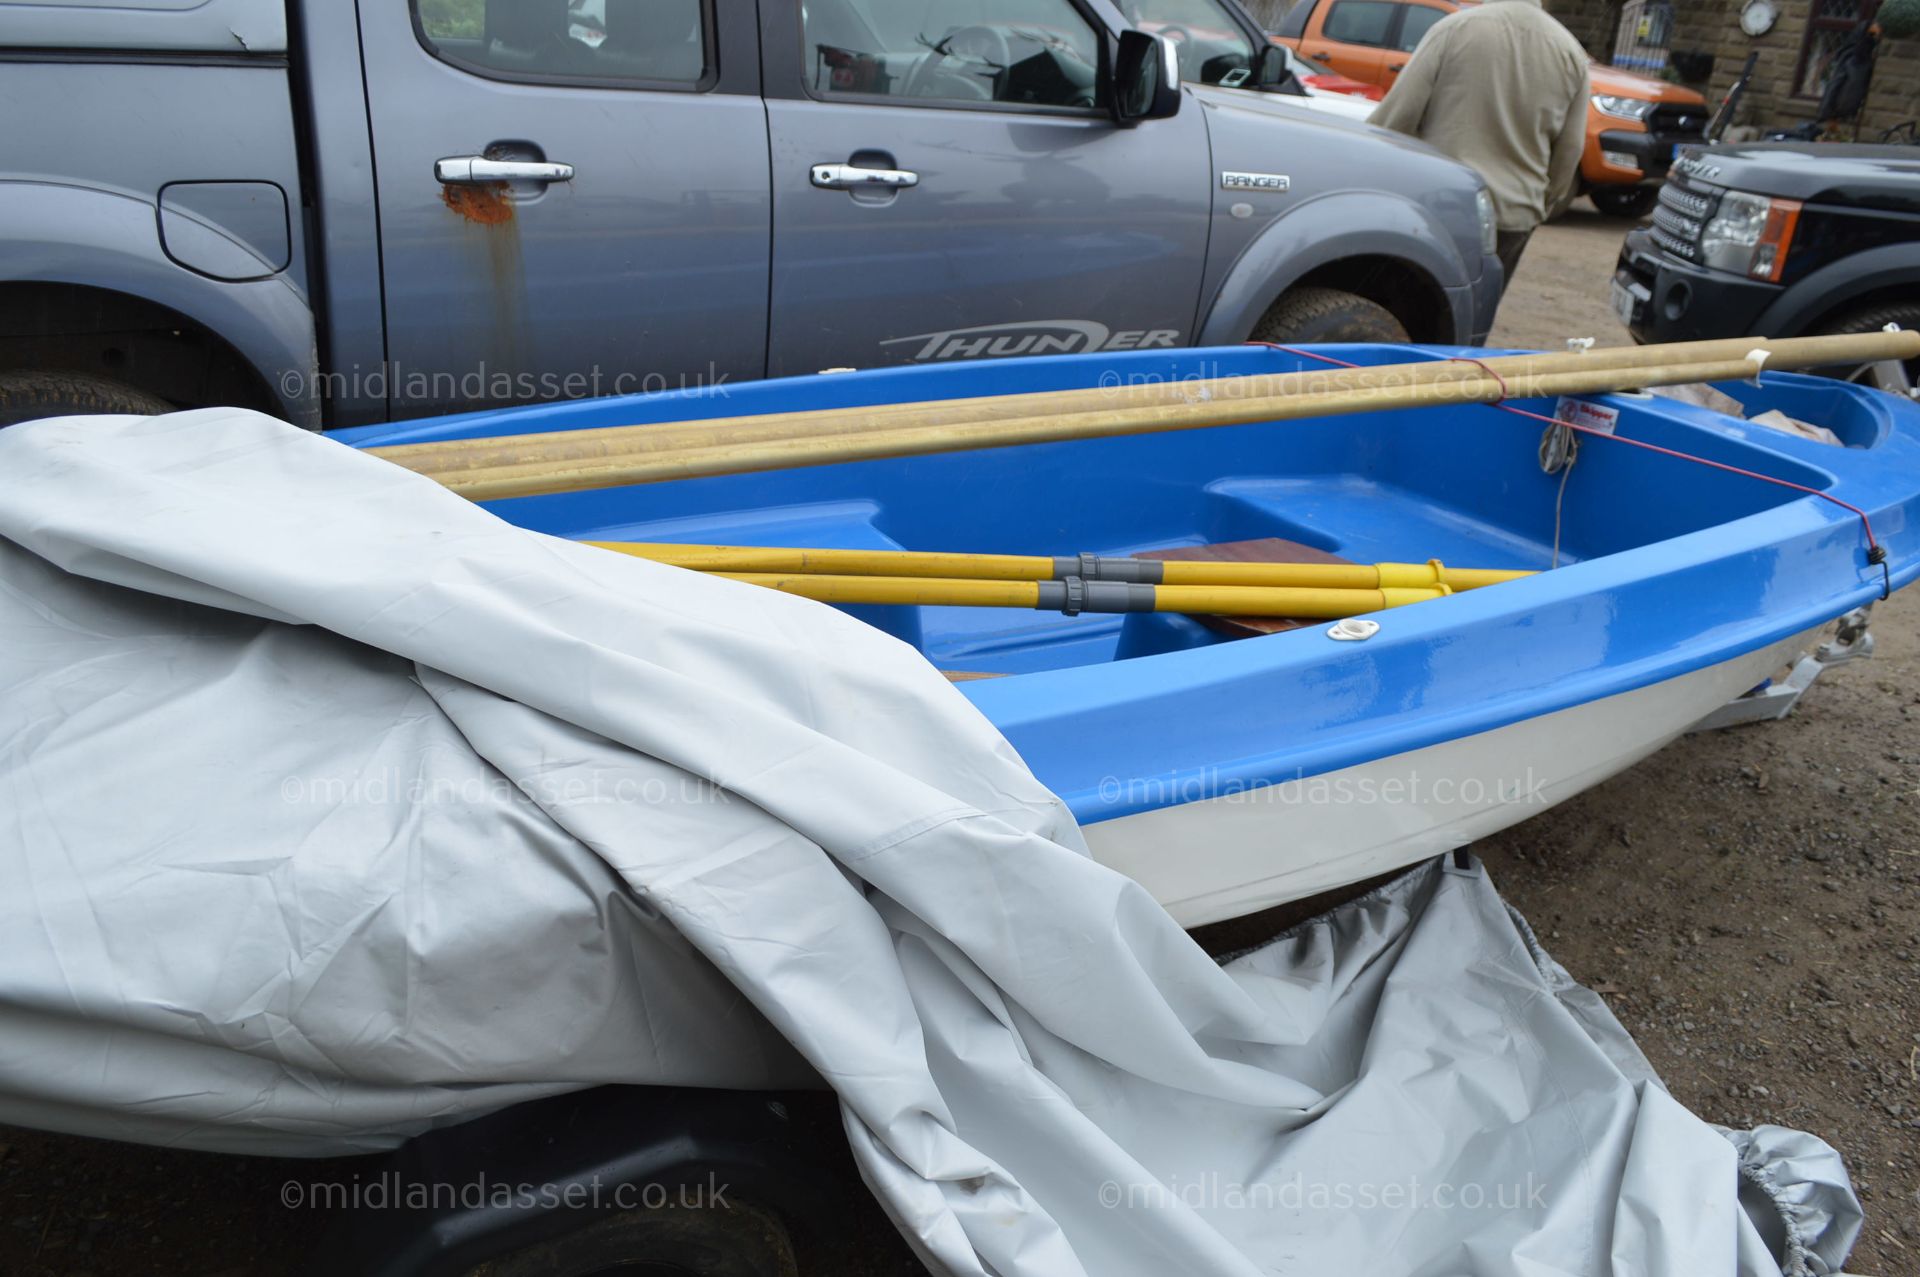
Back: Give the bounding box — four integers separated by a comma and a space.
881, 320, 1181, 362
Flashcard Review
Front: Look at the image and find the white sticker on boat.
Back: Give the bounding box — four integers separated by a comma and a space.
1554, 397, 1619, 435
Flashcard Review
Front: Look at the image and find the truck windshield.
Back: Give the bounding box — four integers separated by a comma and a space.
1120, 0, 1260, 87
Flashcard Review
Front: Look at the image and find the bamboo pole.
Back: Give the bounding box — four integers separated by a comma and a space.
590, 540, 1533, 592
712, 571, 1452, 618
370, 331, 1920, 481
442, 355, 1775, 501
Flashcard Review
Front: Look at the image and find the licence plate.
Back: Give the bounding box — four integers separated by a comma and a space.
1611, 279, 1647, 328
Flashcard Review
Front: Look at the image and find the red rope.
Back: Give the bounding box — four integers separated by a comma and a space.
1446, 355, 1510, 402
1245, 341, 1889, 592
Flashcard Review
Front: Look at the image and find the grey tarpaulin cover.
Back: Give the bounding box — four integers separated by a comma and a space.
0, 410, 1862, 1276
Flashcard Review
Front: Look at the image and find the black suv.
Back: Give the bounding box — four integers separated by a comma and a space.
1615, 142, 1920, 383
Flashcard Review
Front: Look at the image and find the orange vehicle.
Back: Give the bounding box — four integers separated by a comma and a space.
1269, 0, 1709, 218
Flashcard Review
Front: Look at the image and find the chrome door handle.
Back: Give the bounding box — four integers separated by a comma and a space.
435, 156, 575, 185
810, 163, 918, 191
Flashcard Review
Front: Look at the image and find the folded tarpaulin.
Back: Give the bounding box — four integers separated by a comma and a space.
0, 410, 1862, 1276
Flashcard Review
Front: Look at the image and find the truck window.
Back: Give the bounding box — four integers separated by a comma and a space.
414, 0, 709, 87
1123, 0, 1259, 86
1394, 4, 1446, 51
1321, 0, 1396, 46
798, 0, 1099, 109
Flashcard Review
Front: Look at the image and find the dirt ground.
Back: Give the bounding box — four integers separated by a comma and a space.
1489, 200, 1642, 353
3, 202, 1917, 1277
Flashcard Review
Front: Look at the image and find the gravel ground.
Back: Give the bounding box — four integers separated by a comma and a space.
4, 203, 1916, 1276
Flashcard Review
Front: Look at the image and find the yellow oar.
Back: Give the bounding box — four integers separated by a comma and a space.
711, 571, 1451, 619
589, 541, 1529, 592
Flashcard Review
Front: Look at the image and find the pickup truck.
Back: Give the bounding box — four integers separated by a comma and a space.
1615, 142, 1920, 388
1269, 0, 1711, 218
0, 0, 1501, 432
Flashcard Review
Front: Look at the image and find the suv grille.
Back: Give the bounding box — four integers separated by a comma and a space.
1650, 175, 1718, 262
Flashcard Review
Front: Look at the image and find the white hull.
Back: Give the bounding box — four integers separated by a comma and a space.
1085, 630, 1817, 927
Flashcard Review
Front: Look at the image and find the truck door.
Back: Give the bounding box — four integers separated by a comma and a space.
1297, 0, 1399, 85
355, 1, 769, 418
760, 0, 1212, 376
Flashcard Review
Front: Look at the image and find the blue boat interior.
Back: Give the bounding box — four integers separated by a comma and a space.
338, 344, 1889, 679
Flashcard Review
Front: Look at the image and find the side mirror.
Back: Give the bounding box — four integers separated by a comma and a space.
1112, 30, 1182, 126
1254, 43, 1292, 88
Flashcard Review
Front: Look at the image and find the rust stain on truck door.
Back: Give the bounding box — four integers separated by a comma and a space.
439, 179, 528, 380
441, 181, 515, 225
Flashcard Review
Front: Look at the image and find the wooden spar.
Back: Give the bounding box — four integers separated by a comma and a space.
369, 331, 1920, 481
590, 541, 1533, 592
437, 355, 1776, 501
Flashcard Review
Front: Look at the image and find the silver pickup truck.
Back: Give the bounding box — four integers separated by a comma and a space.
0, 0, 1501, 430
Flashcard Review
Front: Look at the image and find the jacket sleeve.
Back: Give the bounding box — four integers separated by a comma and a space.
1367, 26, 1445, 135
1545, 61, 1590, 217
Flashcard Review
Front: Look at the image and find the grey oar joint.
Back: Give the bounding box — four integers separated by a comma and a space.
1035, 579, 1159, 616
1050, 554, 1165, 584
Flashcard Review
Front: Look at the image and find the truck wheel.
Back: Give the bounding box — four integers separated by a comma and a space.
0, 371, 172, 429
1816, 302, 1920, 390
1589, 187, 1658, 219
1252, 288, 1408, 345
462, 1200, 797, 1277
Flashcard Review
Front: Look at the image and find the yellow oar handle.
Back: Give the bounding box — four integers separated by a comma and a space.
712, 571, 1450, 618
1148, 583, 1451, 618
592, 542, 1531, 593
1156, 558, 1530, 591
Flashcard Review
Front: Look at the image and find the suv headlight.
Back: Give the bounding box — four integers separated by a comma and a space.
1474, 187, 1498, 257
1592, 94, 1655, 122
1701, 190, 1802, 282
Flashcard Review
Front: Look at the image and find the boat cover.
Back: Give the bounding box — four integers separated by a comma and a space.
0, 410, 1862, 1276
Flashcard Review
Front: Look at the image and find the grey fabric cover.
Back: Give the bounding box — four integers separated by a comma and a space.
0, 411, 1861, 1275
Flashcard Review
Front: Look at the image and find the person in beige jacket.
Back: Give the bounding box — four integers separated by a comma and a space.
1369, 0, 1589, 290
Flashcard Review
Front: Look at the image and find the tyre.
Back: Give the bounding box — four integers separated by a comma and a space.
463, 1200, 797, 1277
1589, 186, 1659, 219
1251, 287, 1409, 345
1812, 301, 1920, 391
0, 371, 172, 429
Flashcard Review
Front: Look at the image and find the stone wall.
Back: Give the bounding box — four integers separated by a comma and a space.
1666, 3, 1920, 139
1544, 0, 1623, 56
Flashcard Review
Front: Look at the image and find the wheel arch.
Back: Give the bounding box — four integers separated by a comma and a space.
1753, 247, 1920, 342
0, 181, 318, 427
0, 281, 285, 422
1198, 191, 1480, 347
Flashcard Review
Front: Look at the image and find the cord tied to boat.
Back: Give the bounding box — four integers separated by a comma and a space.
1247, 340, 1896, 600
1446, 356, 1512, 404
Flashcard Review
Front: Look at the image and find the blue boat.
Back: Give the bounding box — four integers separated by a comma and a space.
337, 344, 1920, 925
